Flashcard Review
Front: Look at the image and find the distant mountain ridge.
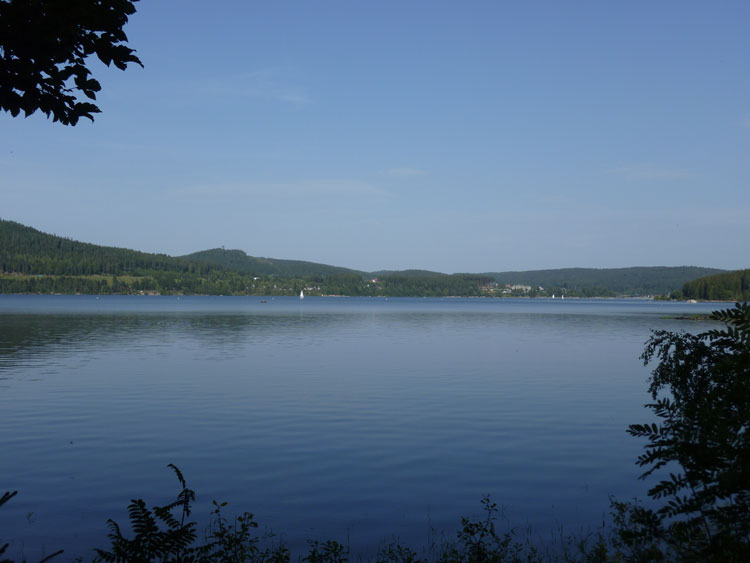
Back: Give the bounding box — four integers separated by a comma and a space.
0, 218, 733, 296
481, 266, 726, 296
370, 269, 445, 278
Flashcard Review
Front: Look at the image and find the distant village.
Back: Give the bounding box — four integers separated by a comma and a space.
481, 282, 556, 297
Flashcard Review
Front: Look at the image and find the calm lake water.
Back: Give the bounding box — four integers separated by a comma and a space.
0, 295, 722, 560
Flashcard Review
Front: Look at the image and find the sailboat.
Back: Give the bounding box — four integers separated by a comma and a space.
300, 290, 304, 300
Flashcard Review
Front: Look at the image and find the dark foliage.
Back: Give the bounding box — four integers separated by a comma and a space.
438, 496, 530, 563
94, 464, 199, 561
94, 482, 550, 563
94, 465, 292, 563
303, 540, 348, 563
680, 269, 750, 302
0, 0, 141, 125
201, 500, 290, 563
617, 302, 750, 561
0, 219, 205, 277
378, 274, 492, 297
484, 266, 725, 297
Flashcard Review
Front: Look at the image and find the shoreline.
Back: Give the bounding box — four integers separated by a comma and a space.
0, 292, 740, 304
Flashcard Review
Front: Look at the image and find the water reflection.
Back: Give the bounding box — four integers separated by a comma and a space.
0, 300, 717, 374
0, 296, 720, 560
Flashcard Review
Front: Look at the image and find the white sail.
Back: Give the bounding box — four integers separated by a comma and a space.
300, 290, 304, 300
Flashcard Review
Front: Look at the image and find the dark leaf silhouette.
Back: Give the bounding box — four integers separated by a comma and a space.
0, 0, 142, 125
614, 302, 750, 561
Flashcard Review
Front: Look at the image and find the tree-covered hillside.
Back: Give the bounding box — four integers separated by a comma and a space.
483, 266, 725, 296
377, 274, 493, 297
0, 219, 733, 298
678, 269, 750, 301
0, 219, 275, 295
0, 219, 209, 276
0, 220, 492, 297
181, 248, 362, 278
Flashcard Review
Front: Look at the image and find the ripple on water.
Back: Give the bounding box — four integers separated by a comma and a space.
0, 296, 719, 560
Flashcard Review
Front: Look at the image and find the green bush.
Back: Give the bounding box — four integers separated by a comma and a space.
614, 302, 750, 561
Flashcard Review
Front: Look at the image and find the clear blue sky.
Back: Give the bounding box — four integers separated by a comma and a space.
2, 1, 749, 273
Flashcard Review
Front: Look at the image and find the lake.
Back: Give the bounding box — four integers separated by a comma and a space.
0, 295, 722, 560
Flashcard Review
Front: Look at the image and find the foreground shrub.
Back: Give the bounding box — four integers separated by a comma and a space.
616, 302, 750, 561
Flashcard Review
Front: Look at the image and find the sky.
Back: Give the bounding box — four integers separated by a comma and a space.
2, 1, 749, 273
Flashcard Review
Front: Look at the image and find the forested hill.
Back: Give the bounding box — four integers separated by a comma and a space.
0, 219, 731, 297
0, 219, 209, 276
181, 248, 362, 278
679, 269, 750, 301
482, 266, 725, 296
0, 220, 490, 297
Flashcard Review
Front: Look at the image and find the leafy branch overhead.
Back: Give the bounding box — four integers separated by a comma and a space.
0, 0, 142, 125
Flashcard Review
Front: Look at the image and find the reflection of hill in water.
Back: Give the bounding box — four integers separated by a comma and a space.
0, 298, 718, 376
0, 312, 356, 371
0, 297, 723, 559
